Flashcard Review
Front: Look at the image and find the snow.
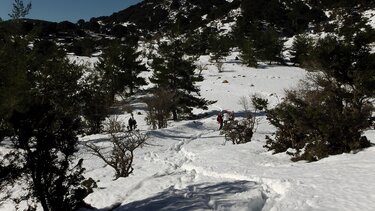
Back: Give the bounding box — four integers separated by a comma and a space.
1, 52, 375, 211
364, 10, 375, 29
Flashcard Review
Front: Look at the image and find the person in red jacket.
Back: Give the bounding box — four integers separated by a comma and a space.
217, 112, 223, 130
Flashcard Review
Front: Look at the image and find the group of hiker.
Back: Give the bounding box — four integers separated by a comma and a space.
217, 110, 234, 130
128, 110, 233, 131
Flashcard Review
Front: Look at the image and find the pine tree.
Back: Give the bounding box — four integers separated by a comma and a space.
265, 11, 375, 161
150, 38, 213, 120
1, 39, 89, 210
209, 34, 231, 63
0, 0, 32, 138
239, 38, 257, 67
119, 41, 148, 96
255, 28, 284, 65
9, 0, 31, 20
0, 36, 29, 140
80, 71, 111, 134
290, 34, 314, 66
96, 39, 147, 101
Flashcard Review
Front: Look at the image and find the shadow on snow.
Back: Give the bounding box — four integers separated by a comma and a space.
115, 180, 267, 211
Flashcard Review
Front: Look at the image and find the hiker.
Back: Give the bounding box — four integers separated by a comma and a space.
128, 113, 137, 131
217, 112, 223, 130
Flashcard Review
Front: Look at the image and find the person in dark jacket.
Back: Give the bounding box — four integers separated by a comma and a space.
128, 113, 137, 131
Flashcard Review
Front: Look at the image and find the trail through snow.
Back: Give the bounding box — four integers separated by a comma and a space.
80, 54, 375, 211
1, 54, 374, 211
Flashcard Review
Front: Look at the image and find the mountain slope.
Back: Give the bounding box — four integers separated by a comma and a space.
92, 0, 239, 33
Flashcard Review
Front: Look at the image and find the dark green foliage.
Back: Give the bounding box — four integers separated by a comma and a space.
265, 12, 375, 161
150, 39, 214, 120
239, 38, 257, 67
290, 34, 314, 66
80, 72, 111, 134
265, 77, 373, 161
251, 95, 269, 111
71, 37, 97, 56
1, 38, 89, 210
10, 104, 87, 211
306, 0, 375, 10
0, 37, 29, 139
285, 1, 327, 34
82, 37, 147, 134
118, 41, 148, 96
95, 39, 147, 101
233, 20, 285, 65
255, 28, 285, 64
209, 34, 231, 63
145, 88, 173, 129
27, 40, 84, 114
183, 27, 215, 56
238, 0, 327, 37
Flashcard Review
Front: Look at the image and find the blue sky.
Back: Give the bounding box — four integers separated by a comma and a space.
0, 0, 142, 22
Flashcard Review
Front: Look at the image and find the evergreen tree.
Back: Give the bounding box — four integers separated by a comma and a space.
209, 34, 231, 63
0, 36, 29, 140
239, 38, 257, 67
265, 12, 375, 161
240, 0, 266, 22
183, 28, 211, 56
145, 88, 173, 129
120, 41, 148, 96
96, 39, 147, 101
290, 34, 314, 66
80, 71, 111, 134
1, 39, 89, 210
256, 28, 285, 65
9, 104, 87, 211
150, 39, 213, 120
9, 0, 32, 19
0, 0, 32, 138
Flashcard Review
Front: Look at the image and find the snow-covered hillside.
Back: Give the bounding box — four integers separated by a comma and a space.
1, 52, 374, 211
75, 54, 374, 211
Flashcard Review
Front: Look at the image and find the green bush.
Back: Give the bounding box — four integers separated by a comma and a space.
265, 76, 373, 161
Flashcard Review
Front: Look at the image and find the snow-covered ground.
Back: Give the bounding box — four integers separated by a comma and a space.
1, 53, 374, 211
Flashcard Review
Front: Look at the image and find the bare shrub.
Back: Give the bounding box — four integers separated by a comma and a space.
84, 130, 147, 179
196, 63, 207, 79
216, 61, 224, 73
104, 115, 125, 134
238, 96, 251, 114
